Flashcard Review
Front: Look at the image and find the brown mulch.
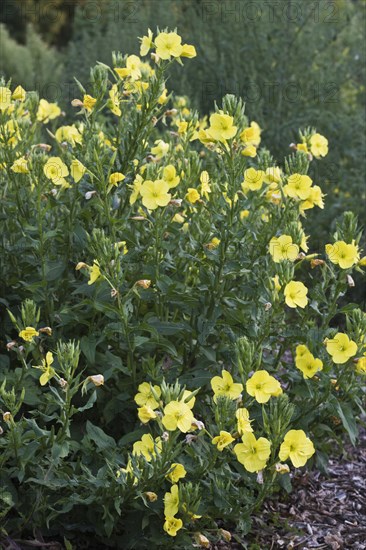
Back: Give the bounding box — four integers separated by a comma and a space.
245, 429, 366, 550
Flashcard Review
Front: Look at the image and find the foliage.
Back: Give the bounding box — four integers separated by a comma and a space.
0, 29, 366, 548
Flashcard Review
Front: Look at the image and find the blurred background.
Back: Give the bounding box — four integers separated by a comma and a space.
1, 0, 365, 246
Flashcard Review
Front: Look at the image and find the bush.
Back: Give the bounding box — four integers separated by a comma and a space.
0, 29, 365, 548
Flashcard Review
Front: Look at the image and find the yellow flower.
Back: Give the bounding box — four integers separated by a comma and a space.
240, 121, 261, 146
36, 99, 61, 123
158, 88, 169, 105
181, 44, 197, 58
144, 491, 158, 502
310, 133, 328, 158
236, 408, 253, 435
284, 281, 308, 308
326, 241, 359, 269
44, 157, 69, 185
33, 352, 56, 386
284, 174, 312, 200
137, 405, 157, 424
241, 145, 257, 157
162, 400, 194, 432
134, 382, 161, 409
11, 157, 29, 174
246, 370, 282, 404
0, 86, 12, 111
211, 369, 243, 402
55, 125, 82, 147
269, 235, 299, 263
186, 188, 200, 204
70, 159, 86, 183
109, 172, 125, 186
279, 430, 315, 467
140, 179, 171, 210
272, 274, 282, 292
234, 432, 271, 472
83, 94, 97, 112
206, 237, 220, 250
355, 354, 366, 375
167, 463, 187, 483
241, 167, 266, 192
297, 143, 308, 154
176, 120, 187, 133
163, 516, 183, 537
88, 260, 102, 285
108, 84, 121, 116
155, 32, 183, 59
172, 213, 185, 224
163, 165, 180, 188
264, 166, 282, 184
295, 346, 323, 379
180, 390, 196, 409
12, 85, 26, 101
129, 174, 143, 205
301, 185, 325, 210
140, 29, 154, 56
207, 112, 237, 142
164, 484, 179, 517
326, 332, 358, 364
200, 170, 211, 199
132, 433, 162, 461
151, 139, 169, 158
212, 430, 235, 451
240, 209, 250, 220
116, 55, 142, 80
19, 326, 39, 342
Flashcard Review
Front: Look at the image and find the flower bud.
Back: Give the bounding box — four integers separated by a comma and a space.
135, 279, 152, 289
75, 262, 88, 270
347, 274, 355, 287
144, 491, 158, 502
3, 412, 12, 422
88, 374, 104, 387
220, 529, 232, 542
71, 98, 83, 107
194, 533, 210, 548
39, 326, 52, 336
85, 191, 97, 200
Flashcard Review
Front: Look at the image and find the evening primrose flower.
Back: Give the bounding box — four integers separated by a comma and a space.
211, 370, 243, 402
164, 484, 179, 517
163, 165, 180, 188
108, 84, 121, 116
301, 185, 325, 210
88, 260, 102, 285
36, 99, 61, 123
162, 400, 194, 432
295, 346, 323, 379
12, 85, 26, 102
167, 463, 187, 483
279, 430, 315, 467
11, 157, 29, 174
186, 188, 200, 204
55, 125, 82, 146
0, 86, 12, 111
284, 281, 308, 308
326, 332, 358, 364
241, 167, 266, 192
151, 139, 169, 158
19, 326, 39, 342
212, 431, 235, 451
207, 112, 237, 142
240, 121, 261, 146
236, 408, 253, 435
264, 166, 282, 184
234, 432, 271, 472
246, 370, 282, 403
242, 145, 257, 157
115, 55, 142, 80
132, 434, 162, 461
200, 170, 211, 199
310, 133, 328, 158
269, 235, 299, 263
140, 179, 171, 210
138, 405, 157, 424
70, 159, 86, 183
284, 174, 312, 200
44, 157, 69, 186
109, 172, 125, 186
140, 29, 153, 56
134, 382, 161, 409
155, 32, 183, 59
326, 241, 359, 269
181, 44, 197, 58
355, 353, 366, 374
129, 174, 143, 205
83, 94, 97, 112
163, 516, 183, 537
33, 352, 56, 386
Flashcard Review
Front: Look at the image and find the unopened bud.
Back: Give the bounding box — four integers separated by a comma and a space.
144, 491, 158, 502
220, 529, 232, 542
71, 98, 83, 107
194, 533, 210, 548
130, 216, 146, 221
135, 279, 151, 289
39, 326, 52, 336
88, 374, 104, 387
347, 274, 355, 287
85, 191, 97, 200
3, 412, 12, 422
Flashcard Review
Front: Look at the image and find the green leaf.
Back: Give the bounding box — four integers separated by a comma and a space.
86, 421, 116, 450
332, 398, 358, 445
